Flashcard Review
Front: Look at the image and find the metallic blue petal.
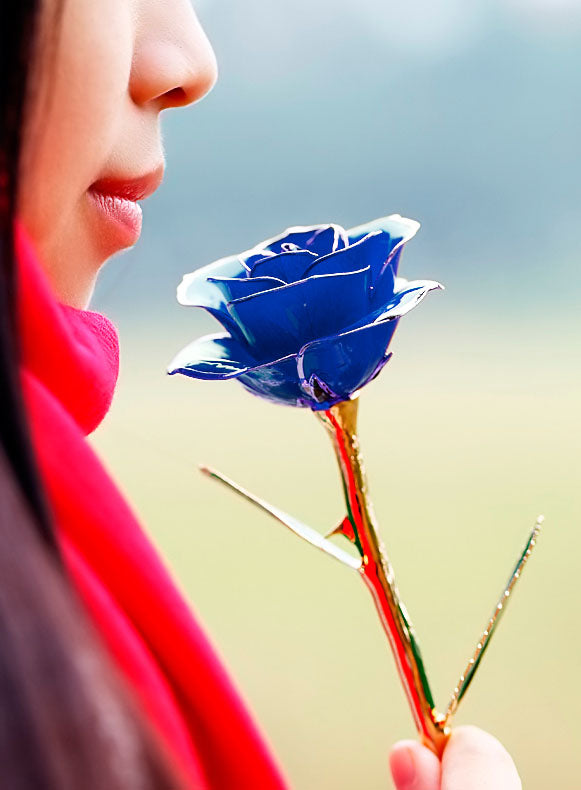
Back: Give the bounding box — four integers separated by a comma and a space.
303, 231, 392, 281
375, 278, 443, 319
347, 214, 420, 277
306, 267, 372, 339
237, 355, 306, 407
168, 333, 308, 407
167, 333, 255, 380
177, 255, 246, 304
226, 267, 372, 360
208, 275, 285, 302
242, 250, 276, 270
254, 223, 349, 258
347, 214, 420, 245
299, 224, 348, 256
250, 250, 317, 283
369, 261, 396, 309
177, 256, 247, 339
297, 319, 399, 408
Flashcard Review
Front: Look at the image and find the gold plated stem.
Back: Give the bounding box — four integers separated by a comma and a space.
199, 397, 544, 757
317, 398, 449, 756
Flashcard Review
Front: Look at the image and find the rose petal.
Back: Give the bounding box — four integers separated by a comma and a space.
226, 267, 372, 360
369, 261, 396, 309
168, 333, 307, 407
347, 214, 420, 277
242, 249, 276, 270
374, 279, 443, 319
208, 275, 285, 302
301, 224, 349, 256
347, 214, 420, 246
250, 250, 318, 283
297, 319, 399, 408
237, 355, 306, 407
303, 231, 392, 280
177, 255, 246, 305
177, 256, 247, 339
254, 223, 348, 258
167, 333, 255, 380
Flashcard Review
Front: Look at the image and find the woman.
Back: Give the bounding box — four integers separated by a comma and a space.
1, 0, 523, 787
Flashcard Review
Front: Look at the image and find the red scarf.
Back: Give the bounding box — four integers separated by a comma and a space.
16, 226, 286, 790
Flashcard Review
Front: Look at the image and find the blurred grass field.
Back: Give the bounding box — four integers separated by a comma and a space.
91, 305, 581, 790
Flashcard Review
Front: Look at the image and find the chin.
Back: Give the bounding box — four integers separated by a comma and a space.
24, 202, 136, 309
45, 241, 103, 310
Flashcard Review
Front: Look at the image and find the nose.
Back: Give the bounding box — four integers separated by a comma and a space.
130, 1, 218, 110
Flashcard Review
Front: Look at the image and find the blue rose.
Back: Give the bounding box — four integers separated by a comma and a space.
168, 215, 441, 410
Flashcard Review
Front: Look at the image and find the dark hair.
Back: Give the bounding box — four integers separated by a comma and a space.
0, 1, 56, 549
0, 3, 184, 787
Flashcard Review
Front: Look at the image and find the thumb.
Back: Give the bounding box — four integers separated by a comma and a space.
389, 740, 440, 790
441, 726, 522, 790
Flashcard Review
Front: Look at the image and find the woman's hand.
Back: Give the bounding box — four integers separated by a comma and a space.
389, 725, 522, 790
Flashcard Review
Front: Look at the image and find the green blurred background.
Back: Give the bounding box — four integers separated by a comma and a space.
92, 1, 581, 787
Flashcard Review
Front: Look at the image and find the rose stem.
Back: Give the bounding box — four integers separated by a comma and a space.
317, 397, 449, 756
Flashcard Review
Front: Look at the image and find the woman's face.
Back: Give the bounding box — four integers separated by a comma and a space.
19, 0, 217, 308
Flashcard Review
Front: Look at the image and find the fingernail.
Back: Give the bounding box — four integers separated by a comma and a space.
390, 745, 417, 789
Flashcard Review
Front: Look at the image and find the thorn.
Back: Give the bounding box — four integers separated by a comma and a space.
325, 516, 356, 544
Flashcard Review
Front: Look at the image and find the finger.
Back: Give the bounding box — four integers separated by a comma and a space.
441, 726, 522, 790
389, 740, 441, 790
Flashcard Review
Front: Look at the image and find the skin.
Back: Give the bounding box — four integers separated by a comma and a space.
19, 0, 217, 308
19, 3, 523, 787
389, 726, 522, 790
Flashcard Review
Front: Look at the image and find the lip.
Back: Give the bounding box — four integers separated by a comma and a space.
88, 163, 165, 246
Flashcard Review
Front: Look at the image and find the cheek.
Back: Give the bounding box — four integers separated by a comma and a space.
20, 0, 134, 249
